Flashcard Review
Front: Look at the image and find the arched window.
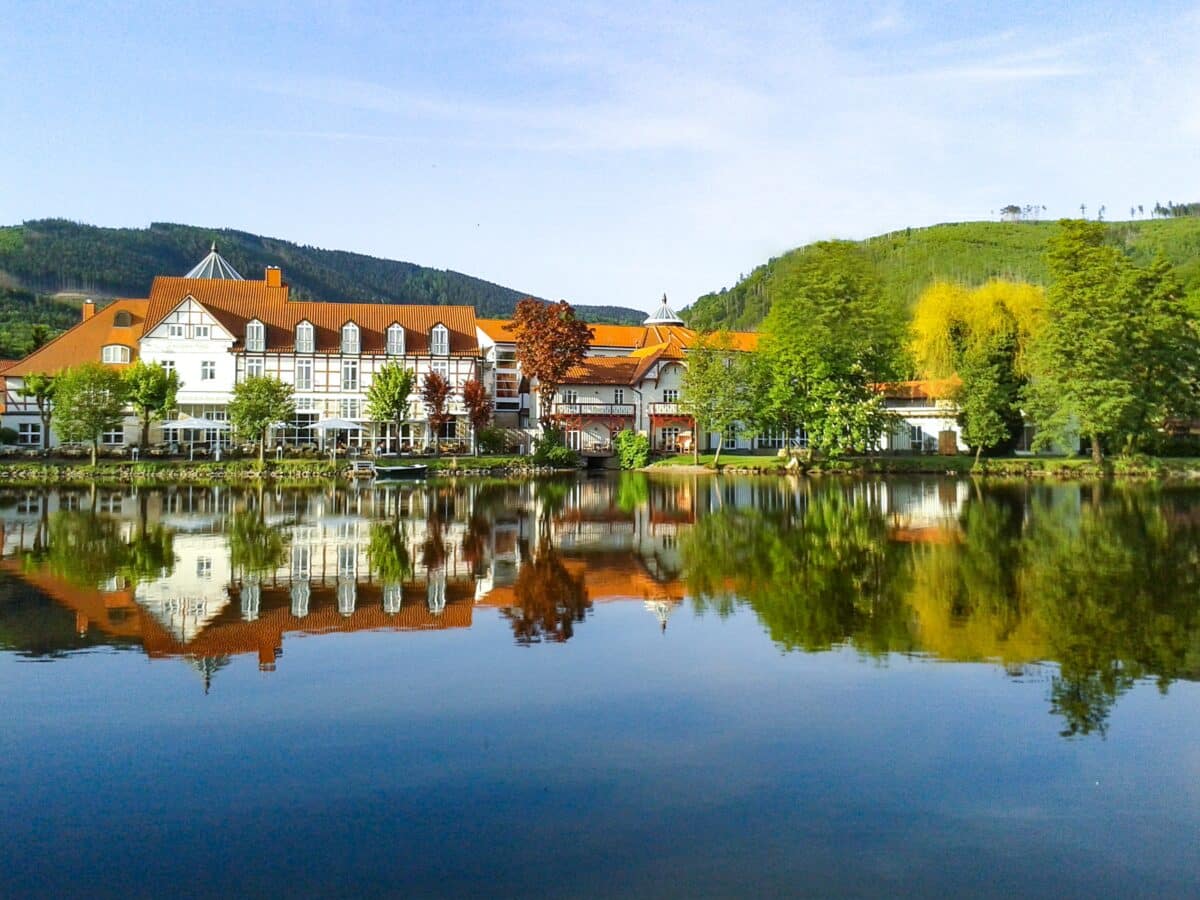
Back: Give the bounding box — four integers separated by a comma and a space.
431, 323, 449, 356
295, 320, 314, 354
386, 323, 405, 356
341, 322, 360, 355
113, 310, 132, 327
101, 345, 131, 364
245, 319, 265, 352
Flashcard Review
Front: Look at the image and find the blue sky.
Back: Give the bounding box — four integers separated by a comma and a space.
2, 1, 1197, 310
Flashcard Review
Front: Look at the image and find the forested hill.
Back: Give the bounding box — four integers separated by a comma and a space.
684, 218, 1200, 332
0, 219, 645, 355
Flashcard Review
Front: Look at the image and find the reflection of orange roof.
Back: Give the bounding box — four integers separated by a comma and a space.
477, 553, 686, 608
145, 276, 478, 355
6, 299, 149, 376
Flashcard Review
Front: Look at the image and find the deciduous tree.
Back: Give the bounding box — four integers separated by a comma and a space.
511, 298, 593, 428
124, 360, 180, 448
366, 362, 415, 451
17, 373, 56, 450
461, 378, 493, 454
53, 363, 128, 465
421, 371, 453, 455
681, 332, 753, 465
228, 375, 295, 464
754, 242, 902, 458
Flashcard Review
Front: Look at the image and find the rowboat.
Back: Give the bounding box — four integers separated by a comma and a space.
372, 463, 428, 480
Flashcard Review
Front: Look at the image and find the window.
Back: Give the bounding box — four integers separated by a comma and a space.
246, 358, 264, 378
662, 389, 679, 403
101, 426, 125, 445
495, 373, 519, 400
386, 324, 405, 356
563, 389, 578, 405
341, 322, 360, 354
194, 325, 210, 339
566, 430, 581, 450
296, 321, 314, 354
196, 557, 213, 580
101, 345, 130, 364
342, 358, 359, 391
340, 398, 361, 419
201, 360, 216, 380
431, 323, 449, 356
245, 320, 265, 352
160, 360, 175, 376
438, 419, 458, 439
431, 360, 449, 381
17, 422, 41, 446
168, 323, 185, 339
659, 426, 680, 450
295, 358, 313, 391
614, 389, 624, 405
114, 311, 132, 327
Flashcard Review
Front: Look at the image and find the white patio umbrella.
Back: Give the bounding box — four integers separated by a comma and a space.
308, 418, 364, 459
162, 415, 230, 432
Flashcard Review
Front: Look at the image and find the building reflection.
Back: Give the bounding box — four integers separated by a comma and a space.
3, 475, 1199, 739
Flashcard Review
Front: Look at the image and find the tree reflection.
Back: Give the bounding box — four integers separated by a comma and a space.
21, 508, 175, 590
503, 539, 590, 644
227, 507, 287, 579
682, 486, 911, 653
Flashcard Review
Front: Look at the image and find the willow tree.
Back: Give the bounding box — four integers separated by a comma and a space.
910, 279, 1043, 462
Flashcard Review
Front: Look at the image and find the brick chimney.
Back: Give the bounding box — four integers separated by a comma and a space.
265, 266, 282, 288
82, 299, 96, 322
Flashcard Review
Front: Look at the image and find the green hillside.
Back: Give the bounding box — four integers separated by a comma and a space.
685, 218, 1200, 332
0, 219, 645, 357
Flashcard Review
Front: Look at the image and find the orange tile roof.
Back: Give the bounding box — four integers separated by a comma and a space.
5, 299, 149, 376
480, 317, 758, 355
561, 356, 646, 385
146, 276, 479, 355
0, 360, 19, 374
878, 378, 962, 400
476, 318, 518, 341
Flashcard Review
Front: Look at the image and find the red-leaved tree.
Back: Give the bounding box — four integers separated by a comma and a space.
461, 378, 494, 454
421, 371, 453, 456
511, 298, 593, 429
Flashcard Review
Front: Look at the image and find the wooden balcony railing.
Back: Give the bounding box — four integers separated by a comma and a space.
648, 402, 689, 415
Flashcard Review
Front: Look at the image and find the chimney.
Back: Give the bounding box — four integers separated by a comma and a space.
82, 299, 96, 322
265, 266, 282, 288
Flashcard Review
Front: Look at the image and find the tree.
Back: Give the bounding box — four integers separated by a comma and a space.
124, 360, 179, 447
366, 362, 415, 452
753, 241, 903, 458
17, 373, 56, 450
53, 363, 128, 465
1025, 220, 1200, 462
228, 375, 295, 464
28, 324, 51, 352
421, 371, 453, 456
511, 298, 593, 428
681, 332, 752, 465
461, 378, 494, 455
910, 279, 1044, 462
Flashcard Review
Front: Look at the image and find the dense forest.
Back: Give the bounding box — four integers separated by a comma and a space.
0, 219, 645, 357
685, 217, 1200, 331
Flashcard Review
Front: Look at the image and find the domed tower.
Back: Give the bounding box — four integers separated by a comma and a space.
184, 242, 245, 280
643, 294, 683, 326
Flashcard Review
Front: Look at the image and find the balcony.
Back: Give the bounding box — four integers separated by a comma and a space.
553, 402, 635, 417
648, 402, 689, 416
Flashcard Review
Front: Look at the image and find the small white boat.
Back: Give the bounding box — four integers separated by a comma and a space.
372, 463, 429, 481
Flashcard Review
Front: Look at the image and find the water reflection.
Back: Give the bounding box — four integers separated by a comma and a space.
2, 476, 1199, 736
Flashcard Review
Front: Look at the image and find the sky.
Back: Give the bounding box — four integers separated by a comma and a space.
1, 0, 1198, 311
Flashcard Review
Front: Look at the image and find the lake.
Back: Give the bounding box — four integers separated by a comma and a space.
1, 475, 1198, 898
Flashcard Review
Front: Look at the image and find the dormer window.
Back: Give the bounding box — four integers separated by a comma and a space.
386, 324, 405, 356
245, 320, 265, 352
101, 345, 131, 364
341, 322, 360, 355
296, 320, 314, 354
431, 323, 449, 356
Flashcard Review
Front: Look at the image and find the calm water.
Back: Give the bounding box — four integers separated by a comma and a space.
2, 475, 1199, 898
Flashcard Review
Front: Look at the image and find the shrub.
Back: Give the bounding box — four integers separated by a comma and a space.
476, 426, 509, 454
532, 429, 579, 467
613, 429, 650, 469
0, 427, 18, 445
